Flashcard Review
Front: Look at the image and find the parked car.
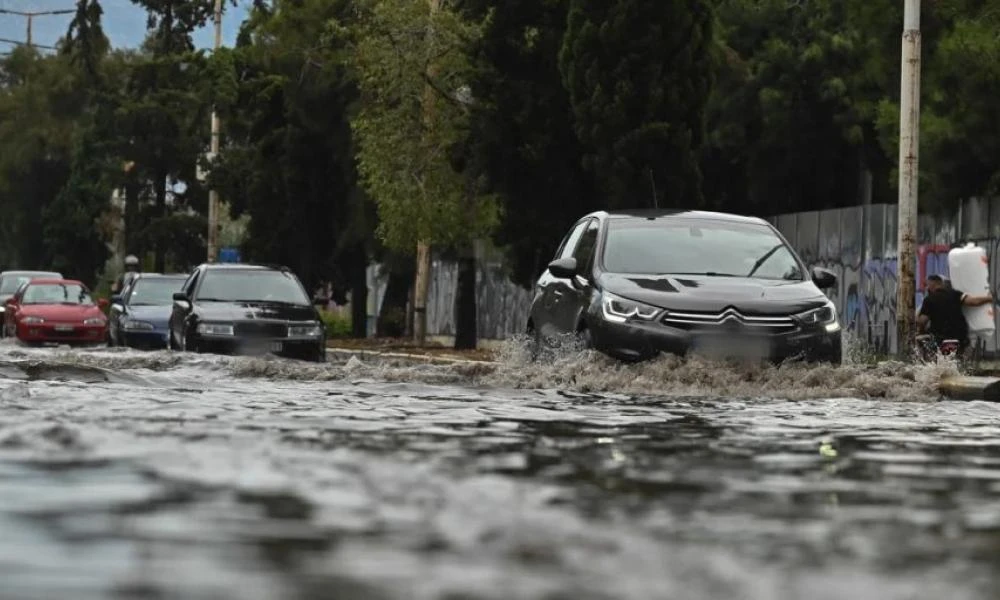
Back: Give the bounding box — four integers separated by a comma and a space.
528, 209, 842, 364
3, 278, 108, 346
168, 263, 326, 362
108, 273, 187, 349
0, 270, 63, 337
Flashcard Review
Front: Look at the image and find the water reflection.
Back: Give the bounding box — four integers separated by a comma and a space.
0, 344, 994, 598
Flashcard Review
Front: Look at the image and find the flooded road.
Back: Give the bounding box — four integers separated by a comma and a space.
0, 340, 997, 599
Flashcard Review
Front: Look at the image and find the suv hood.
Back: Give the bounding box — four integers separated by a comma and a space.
196, 301, 317, 322
599, 273, 829, 315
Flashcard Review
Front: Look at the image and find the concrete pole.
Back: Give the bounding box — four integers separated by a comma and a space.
895, 0, 921, 359
207, 0, 223, 263
413, 0, 442, 345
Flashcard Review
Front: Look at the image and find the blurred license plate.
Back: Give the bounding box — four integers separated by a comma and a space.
692, 336, 768, 359
54, 325, 73, 332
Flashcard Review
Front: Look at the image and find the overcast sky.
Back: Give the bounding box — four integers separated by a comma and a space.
0, 0, 252, 52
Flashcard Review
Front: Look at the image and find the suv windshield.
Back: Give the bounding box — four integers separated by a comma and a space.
23, 283, 94, 305
195, 270, 310, 305
127, 278, 185, 306
602, 218, 805, 280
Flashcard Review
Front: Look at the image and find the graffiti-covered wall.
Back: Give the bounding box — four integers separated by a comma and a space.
366, 197, 1000, 350
770, 198, 1000, 355
365, 242, 533, 341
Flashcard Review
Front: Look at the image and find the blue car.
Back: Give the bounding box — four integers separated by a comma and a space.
108, 273, 187, 349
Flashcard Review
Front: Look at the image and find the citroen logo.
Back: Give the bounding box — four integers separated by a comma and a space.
719, 308, 743, 322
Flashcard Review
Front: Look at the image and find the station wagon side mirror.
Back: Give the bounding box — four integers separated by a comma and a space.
811, 267, 837, 289
547, 257, 578, 279
172, 292, 188, 302
110, 294, 122, 305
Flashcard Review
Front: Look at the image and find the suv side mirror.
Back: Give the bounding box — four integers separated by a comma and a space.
811, 267, 837, 289
110, 294, 122, 305
172, 292, 188, 302
547, 257, 578, 279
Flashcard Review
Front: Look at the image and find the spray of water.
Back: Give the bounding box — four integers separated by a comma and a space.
0, 328, 963, 402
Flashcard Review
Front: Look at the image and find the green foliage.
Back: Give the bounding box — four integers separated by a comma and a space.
319, 309, 352, 338
212, 0, 368, 294
559, 0, 715, 208
350, 0, 498, 251
880, 7, 1000, 212
703, 0, 894, 215
464, 0, 599, 288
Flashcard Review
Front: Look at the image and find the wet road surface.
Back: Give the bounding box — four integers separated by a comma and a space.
0, 340, 997, 599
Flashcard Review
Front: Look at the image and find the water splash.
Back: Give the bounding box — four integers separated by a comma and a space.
0, 334, 962, 402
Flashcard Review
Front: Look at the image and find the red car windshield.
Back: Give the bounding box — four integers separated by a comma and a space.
22, 283, 94, 306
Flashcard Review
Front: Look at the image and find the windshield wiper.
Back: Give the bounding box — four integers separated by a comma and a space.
235, 299, 303, 306
657, 272, 740, 277
747, 244, 785, 277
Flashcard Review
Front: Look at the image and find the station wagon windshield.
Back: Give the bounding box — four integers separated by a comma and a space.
602, 218, 805, 280
196, 271, 310, 305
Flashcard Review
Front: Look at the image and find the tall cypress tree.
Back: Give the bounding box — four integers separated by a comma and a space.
559, 0, 715, 209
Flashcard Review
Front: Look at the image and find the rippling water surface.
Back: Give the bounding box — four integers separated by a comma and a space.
0, 338, 997, 600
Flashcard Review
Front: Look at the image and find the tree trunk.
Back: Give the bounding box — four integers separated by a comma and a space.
413, 241, 431, 346
154, 169, 167, 272
453, 242, 477, 350
376, 266, 413, 338
124, 172, 139, 255
350, 255, 369, 339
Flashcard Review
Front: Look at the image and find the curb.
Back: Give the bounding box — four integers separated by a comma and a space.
326, 347, 495, 366
939, 376, 1000, 401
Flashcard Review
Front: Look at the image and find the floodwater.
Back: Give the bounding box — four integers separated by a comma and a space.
0, 338, 998, 600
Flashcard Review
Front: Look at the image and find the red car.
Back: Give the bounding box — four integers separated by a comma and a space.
3, 278, 109, 345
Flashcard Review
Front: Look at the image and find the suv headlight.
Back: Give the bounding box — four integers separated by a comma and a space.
288, 322, 323, 337
198, 323, 234, 336
796, 301, 840, 332
601, 291, 663, 323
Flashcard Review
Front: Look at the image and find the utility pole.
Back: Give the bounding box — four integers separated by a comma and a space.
896, 0, 922, 359
412, 0, 442, 346
207, 0, 223, 263
0, 9, 74, 49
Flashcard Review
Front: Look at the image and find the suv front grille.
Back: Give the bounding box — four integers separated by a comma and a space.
234, 322, 288, 338
662, 308, 797, 334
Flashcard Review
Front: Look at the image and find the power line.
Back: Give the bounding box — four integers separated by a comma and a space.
0, 36, 55, 51
0, 8, 74, 48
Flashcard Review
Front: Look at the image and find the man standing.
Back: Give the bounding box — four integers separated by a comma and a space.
917, 274, 993, 357
111, 255, 141, 294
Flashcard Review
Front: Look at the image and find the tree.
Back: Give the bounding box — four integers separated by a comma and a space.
464, 0, 599, 289
351, 0, 497, 345
703, 0, 894, 215
559, 0, 715, 208
112, 0, 228, 271
874, 2, 1000, 213
212, 0, 373, 337
0, 48, 90, 274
